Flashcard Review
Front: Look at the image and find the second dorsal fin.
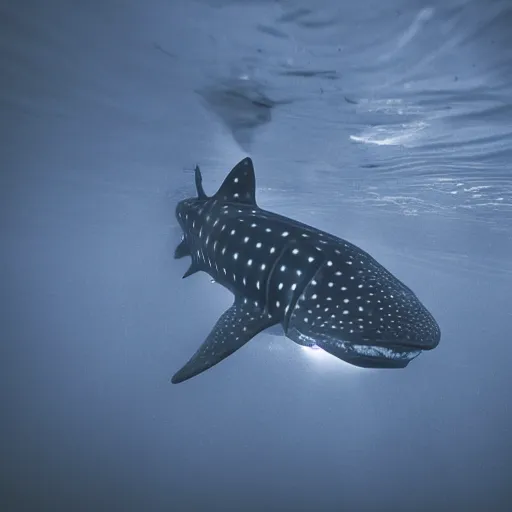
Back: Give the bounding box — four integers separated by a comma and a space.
195, 165, 208, 199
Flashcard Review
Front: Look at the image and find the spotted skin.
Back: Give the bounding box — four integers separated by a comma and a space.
172, 158, 440, 383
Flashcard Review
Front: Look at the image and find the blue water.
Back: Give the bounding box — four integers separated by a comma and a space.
1, 0, 511, 510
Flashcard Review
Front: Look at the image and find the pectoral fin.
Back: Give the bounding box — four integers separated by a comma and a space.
171, 298, 277, 384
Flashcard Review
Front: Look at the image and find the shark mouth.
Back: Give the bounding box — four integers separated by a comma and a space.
289, 329, 421, 369
336, 342, 421, 368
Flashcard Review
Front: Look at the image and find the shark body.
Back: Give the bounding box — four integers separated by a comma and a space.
172, 158, 440, 383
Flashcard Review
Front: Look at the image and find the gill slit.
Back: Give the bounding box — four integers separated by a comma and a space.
282, 255, 326, 333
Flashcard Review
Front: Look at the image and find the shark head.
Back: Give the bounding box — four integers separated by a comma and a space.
171, 158, 441, 383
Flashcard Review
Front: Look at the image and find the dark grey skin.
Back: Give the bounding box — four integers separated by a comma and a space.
172, 158, 440, 384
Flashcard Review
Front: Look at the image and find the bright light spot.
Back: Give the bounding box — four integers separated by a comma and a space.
299, 345, 365, 373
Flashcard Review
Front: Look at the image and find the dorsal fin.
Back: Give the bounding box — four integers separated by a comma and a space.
213, 157, 257, 206
195, 165, 208, 199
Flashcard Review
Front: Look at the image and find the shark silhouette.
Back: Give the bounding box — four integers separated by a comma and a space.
172, 158, 440, 383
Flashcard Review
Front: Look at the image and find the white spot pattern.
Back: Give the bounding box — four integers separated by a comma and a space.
175, 161, 440, 378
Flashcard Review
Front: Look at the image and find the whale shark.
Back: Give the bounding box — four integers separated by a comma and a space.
172, 157, 440, 383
